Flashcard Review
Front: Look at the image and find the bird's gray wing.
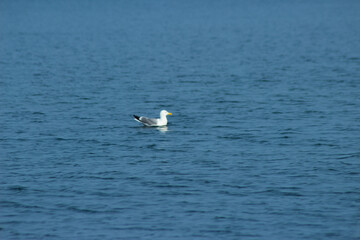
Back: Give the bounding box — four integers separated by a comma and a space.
139, 117, 158, 126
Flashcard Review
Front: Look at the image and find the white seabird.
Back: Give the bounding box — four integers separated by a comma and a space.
133, 110, 172, 127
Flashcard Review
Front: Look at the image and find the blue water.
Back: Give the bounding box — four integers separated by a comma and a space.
1, 0, 360, 239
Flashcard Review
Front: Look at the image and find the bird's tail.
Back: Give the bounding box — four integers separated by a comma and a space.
133, 115, 141, 122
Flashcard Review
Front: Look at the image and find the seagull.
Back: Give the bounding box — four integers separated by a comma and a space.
133, 110, 172, 127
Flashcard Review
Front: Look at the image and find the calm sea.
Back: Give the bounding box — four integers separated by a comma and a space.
1, 0, 359, 239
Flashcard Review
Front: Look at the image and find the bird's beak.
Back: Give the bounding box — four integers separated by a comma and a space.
168, 112, 172, 115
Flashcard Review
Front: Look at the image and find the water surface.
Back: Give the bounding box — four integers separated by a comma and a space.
1, 1, 360, 239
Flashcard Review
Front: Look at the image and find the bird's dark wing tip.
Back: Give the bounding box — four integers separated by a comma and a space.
133, 115, 140, 121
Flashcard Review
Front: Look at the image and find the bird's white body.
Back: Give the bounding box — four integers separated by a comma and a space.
157, 110, 170, 126
133, 110, 172, 127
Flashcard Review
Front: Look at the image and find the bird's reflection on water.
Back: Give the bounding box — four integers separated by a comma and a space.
157, 126, 168, 133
